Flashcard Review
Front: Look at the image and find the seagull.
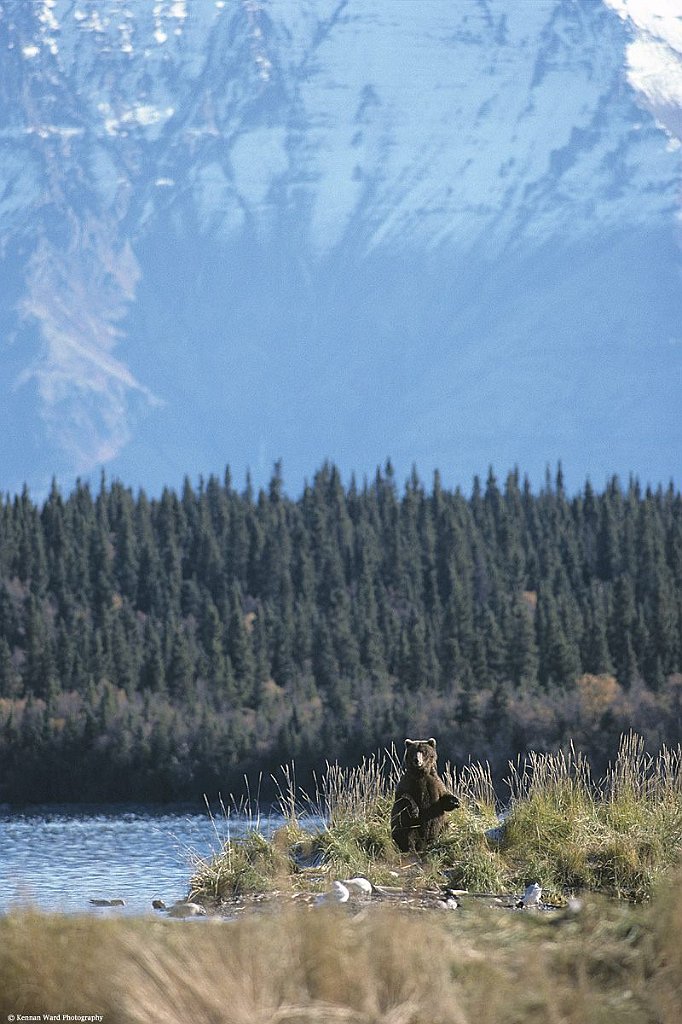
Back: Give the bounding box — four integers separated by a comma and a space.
520, 882, 542, 908
314, 881, 350, 905
436, 888, 456, 913
166, 901, 207, 918
341, 877, 373, 897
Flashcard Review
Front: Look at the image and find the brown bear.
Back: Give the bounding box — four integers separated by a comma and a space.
391, 737, 459, 853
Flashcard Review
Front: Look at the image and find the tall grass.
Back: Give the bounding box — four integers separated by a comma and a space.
191, 733, 682, 905
501, 733, 682, 899
190, 749, 405, 901
3, 870, 682, 1023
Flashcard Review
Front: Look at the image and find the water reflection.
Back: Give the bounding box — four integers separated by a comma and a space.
0, 805, 286, 915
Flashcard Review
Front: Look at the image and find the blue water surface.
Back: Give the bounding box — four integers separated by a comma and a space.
0, 804, 286, 915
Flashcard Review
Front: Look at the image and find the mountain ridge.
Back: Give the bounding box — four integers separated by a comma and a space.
0, 0, 680, 497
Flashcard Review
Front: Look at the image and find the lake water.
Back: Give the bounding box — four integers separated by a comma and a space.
0, 804, 287, 915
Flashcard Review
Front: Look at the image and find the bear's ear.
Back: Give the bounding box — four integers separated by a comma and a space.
427, 738, 437, 748
405, 739, 415, 747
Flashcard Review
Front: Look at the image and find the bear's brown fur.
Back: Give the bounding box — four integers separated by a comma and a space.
390, 737, 459, 853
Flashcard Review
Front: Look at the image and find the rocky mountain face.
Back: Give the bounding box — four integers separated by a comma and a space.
0, 0, 680, 497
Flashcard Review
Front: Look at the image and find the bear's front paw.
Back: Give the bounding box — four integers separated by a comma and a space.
441, 793, 459, 811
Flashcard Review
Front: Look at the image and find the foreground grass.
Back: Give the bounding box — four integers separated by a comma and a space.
190, 734, 682, 905
2, 872, 682, 1023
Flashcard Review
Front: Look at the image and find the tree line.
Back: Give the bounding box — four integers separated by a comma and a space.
0, 461, 681, 803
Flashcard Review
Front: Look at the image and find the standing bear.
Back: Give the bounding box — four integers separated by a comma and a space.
391, 737, 459, 853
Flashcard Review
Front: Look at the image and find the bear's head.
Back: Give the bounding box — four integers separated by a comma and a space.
404, 737, 438, 774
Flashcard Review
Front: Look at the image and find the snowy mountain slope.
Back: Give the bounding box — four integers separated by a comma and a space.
0, 0, 680, 496
607, 0, 682, 144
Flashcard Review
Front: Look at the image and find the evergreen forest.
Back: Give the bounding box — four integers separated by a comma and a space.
1, 461, 681, 804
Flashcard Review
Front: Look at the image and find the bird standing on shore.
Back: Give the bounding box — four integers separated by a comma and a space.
341, 877, 373, 897
314, 881, 350, 905
520, 882, 542, 908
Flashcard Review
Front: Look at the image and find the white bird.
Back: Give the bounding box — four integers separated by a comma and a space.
167, 901, 207, 918
341, 876, 373, 897
315, 881, 350, 905
521, 882, 542, 908
436, 888, 456, 913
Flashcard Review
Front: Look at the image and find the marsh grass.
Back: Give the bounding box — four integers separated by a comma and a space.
190, 733, 682, 905
3, 872, 682, 1023
189, 751, 406, 901
501, 733, 682, 900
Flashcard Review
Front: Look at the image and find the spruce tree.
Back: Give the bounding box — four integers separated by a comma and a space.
166, 625, 194, 702
0, 636, 16, 697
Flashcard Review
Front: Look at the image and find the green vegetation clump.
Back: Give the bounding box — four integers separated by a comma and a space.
190, 827, 294, 901
500, 734, 682, 900
191, 734, 682, 905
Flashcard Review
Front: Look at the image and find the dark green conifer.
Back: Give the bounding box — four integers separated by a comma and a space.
140, 619, 166, 693
227, 582, 255, 702
166, 625, 195, 701
0, 636, 17, 697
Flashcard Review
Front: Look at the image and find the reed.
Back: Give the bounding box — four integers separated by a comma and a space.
3, 871, 682, 1023
191, 733, 682, 905
500, 733, 682, 900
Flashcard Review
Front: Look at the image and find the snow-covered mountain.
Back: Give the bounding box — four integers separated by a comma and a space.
0, 0, 680, 497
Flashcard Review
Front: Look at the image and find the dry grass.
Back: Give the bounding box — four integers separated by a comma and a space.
5, 734, 682, 1023
3, 868, 682, 1023
191, 733, 682, 905
501, 734, 682, 901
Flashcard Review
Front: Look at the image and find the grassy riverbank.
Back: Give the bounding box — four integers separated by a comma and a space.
2, 874, 682, 1023
189, 734, 682, 905
3, 734, 681, 1023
